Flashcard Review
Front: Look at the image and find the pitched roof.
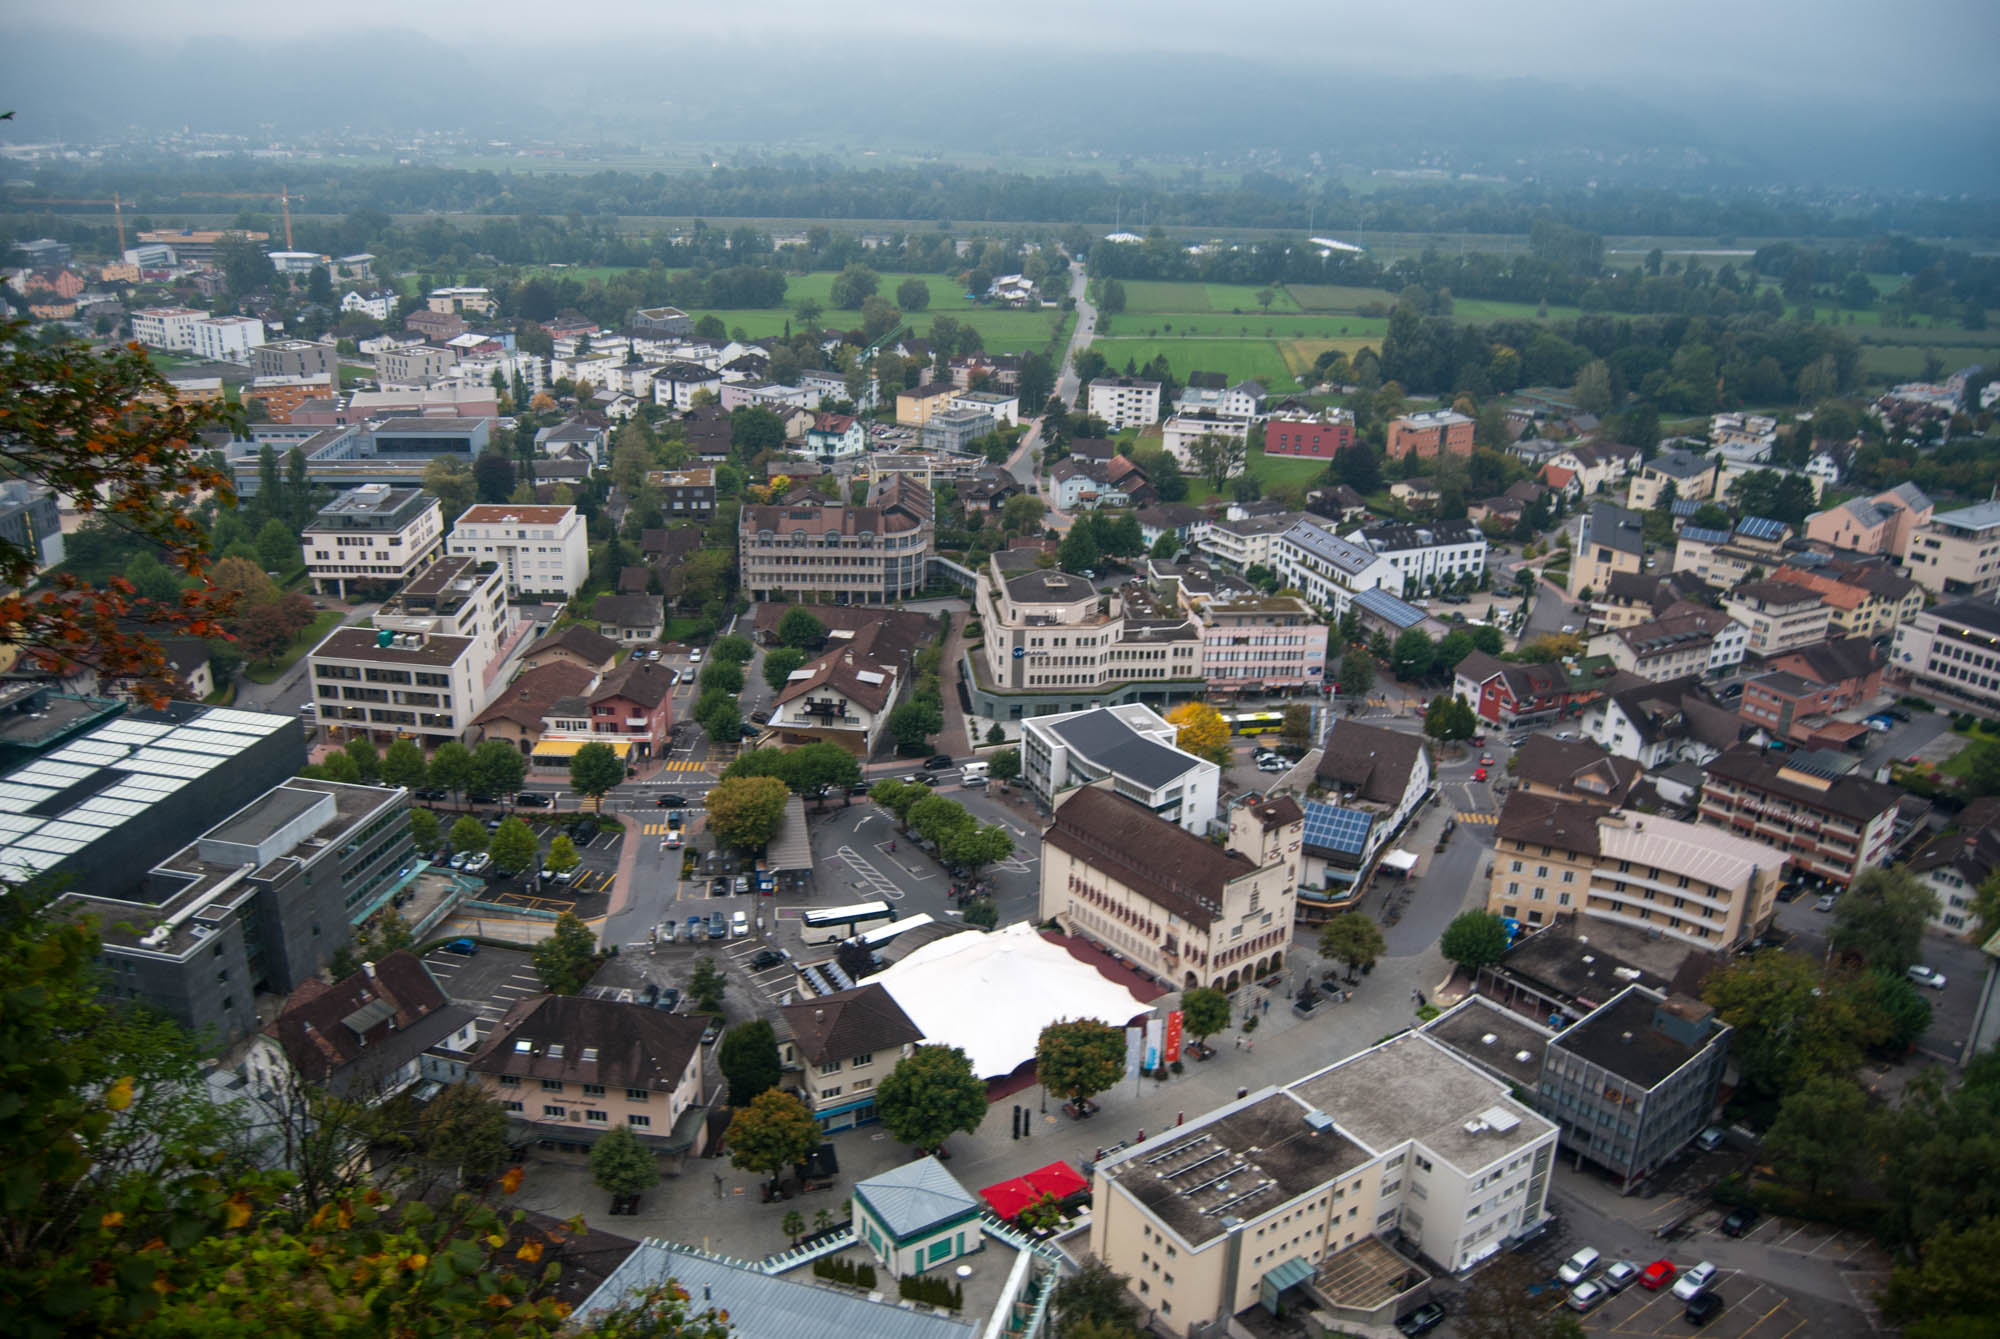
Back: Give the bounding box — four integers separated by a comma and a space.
1702, 744, 1903, 823
1495, 790, 1607, 857
474, 659, 600, 729
1044, 786, 1257, 930
263, 950, 473, 1090
779, 983, 923, 1067
773, 623, 905, 714
1771, 635, 1882, 687
1511, 734, 1641, 802
593, 594, 662, 629
524, 623, 619, 665
857, 1155, 981, 1237
471, 994, 705, 1094
590, 658, 676, 710
1316, 719, 1426, 805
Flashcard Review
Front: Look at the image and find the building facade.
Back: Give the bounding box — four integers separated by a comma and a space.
1386, 410, 1474, 460
1890, 597, 2000, 717
1696, 744, 1902, 887
1019, 705, 1220, 834
1723, 579, 1831, 657
1569, 502, 1644, 604
1087, 377, 1163, 430
777, 984, 924, 1132
1264, 409, 1356, 459
739, 488, 935, 606
1273, 520, 1403, 618
1907, 502, 2000, 598
445, 504, 588, 598
301, 485, 444, 598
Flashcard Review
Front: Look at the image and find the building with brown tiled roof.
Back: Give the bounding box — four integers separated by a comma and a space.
778, 984, 925, 1132
593, 593, 664, 644
1040, 784, 1302, 993
1579, 674, 1741, 769
767, 622, 911, 757
1907, 797, 2000, 936
244, 950, 479, 1101
1771, 555, 1924, 639
472, 659, 600, 753
1315, 718, 1431, 841
470, 994, 710, 1164
1696, 744, 1904, 887
1509, 734, 1641, 805
521, 623, 620, 676
1723, 578, 1830, 657
739, 488, 934, 606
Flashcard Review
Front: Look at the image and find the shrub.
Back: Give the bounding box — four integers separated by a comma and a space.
1243, 1015, 1259, 1033
897, 1273, 961, 1309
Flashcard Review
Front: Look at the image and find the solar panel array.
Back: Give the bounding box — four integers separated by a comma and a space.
1735, 515, 1787, 541
1678, 526, 1731, 545
0, 709, 291, 881
1302, 801, 1374, 855
1352, 586, 1425, 629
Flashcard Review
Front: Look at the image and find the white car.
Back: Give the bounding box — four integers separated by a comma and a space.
1602, 1259, 1640, 1294
1557, 1247, 1601, 1285
1564, 1280, 1607, 1313
1907, 965, 1948, 990
689, 648, 704, 665
1672, 1261, 1719, 1301
462, 853, 492, 875
730, 909, 749, 938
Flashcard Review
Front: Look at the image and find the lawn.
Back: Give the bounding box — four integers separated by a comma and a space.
690, 283, 1067, 354
243, 609, 345, 685
1183, 444, 1331, 502
1099, 312, 1386, 342
1859, 338, 2000, 382
1113, 280, 1301, 316
1091, 337, 1300, 390
783, 271, 981, 312
1286, 284, 1398, 312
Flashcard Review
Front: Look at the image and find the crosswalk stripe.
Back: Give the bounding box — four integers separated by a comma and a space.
1455, 811, 1498, 825
658, 760, 712, 773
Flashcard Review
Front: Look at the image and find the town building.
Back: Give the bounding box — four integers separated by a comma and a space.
632, 306, 692, 336
777, 984, 924, 1132
921, 407, 997, 455
1087, 376, 1164, 430
1315, 717, 1431, 833
592, 595, 664, 645
1739, 637, 1884, 746
1907, 501, 2000, 598
470, 994, 709, 1165
1769, 554, 1924, 639
1199, 510, 1304, 573
300, 485, 444, 599
1272, 520, 1403, 618
1019, 705, 1220, 834
1591, 607, 1745, 682
427, 286, 495, 316
1508, 734, 1641, 806
192, 315, 266, 363
534, 659, 677, 766
253, 338, 338, 384
1454, 651, 1600, 730
1723, 579, 1831, 657
1578, 674, 1740, 769
1626, 448, 1720, 510
1890, 597, 2000, 717
1187, 592, 1326, 695
1804, 483, 1933, 560
852, 1157, 988, 1279
1173, 372, 1266, 420
518, 623, 621, 677
1671, 516, 1792, 590
1041, 785, 1303, 994
895, 380, 958, 427
1263, 408, 1356, 459
469, 660, 599, 757
1489, 792, 1783, 945
805, 412, 867, 460
1089, 1032, 1557, 1332
0, 481, 65, 570
765, 622, 911, 758
1161, 412, 1251, 472
129, 305, 206, 352
378, 343, 457, 384
1138, 503, 1213, 555
1386, 410, 1474, 460
243, 950, 478, 1103
341, 288, 395, 320
1907, 798, 2000, 937
646, 466, 716, 521
738, 478, 935, 606
1697, 745, 1903, 887
949, 388, 1019, 426
134, 229, 269, 264
444, 504, 588, 599
1568, 501, 1644, 604
1048, 454, 1149, 511
1344, 520, 1487, 594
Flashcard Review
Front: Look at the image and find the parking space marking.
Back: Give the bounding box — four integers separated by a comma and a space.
835, 845, 907, 900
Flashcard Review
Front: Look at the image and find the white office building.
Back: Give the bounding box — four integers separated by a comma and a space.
1020, 704, 1220, 834
444, 504, 589, 599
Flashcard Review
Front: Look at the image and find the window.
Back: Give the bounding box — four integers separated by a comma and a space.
586, 1110, 608, 1124
542, 1105, 565, 1118
627, 1114, 651, 1127
498, 1074, 520, 1087
582, 1084, 605, 1097
502, 1101, 523, 1113
818, 1060, 842, 1076
851, 1052, 874, 1068
541, 1079, 564, 1092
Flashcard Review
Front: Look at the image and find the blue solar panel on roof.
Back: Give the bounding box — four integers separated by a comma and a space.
1303, 802, 1373, 855
1736, 516, 1786, 540
1352, 587, 1425, 628
1670, 499, 1700, 516
1679, 526, 1730, 544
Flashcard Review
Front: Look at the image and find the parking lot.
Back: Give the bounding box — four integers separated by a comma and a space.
453, 814, 624, 914
1549, 1267, 1809, 1338
422, 943, 542, 1039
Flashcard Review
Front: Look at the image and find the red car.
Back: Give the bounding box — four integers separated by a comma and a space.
1639, 1259, 1678, 1291
1474, 767, 1488, 782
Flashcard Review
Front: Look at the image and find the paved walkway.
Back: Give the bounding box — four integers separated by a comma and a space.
935, 610, 973, 758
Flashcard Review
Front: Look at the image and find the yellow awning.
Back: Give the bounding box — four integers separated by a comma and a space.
531, 738, 635, 759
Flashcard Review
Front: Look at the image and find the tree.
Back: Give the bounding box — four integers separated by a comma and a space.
0, 320, 239, 703
489, 817, 538, 873
942, 823, 1013, 875
829, 264, 880, 309
1280, 704, 1311, 753
1319, 914, 1388, 981
254, 516, 298, 573
776, 607, 829, 651
887, 698, 944, 755
589, 1124, 660, 1199
1764, 1075, 1869, 1197
1035, 1019, 1126, 1105
1881, 1216, 2000, 1335
988, 747, 1021, 782
471, 737, 528, 799
422, 452, 476, 520
1165, 700, 1232, 766
896, 277, 931, 312
1002, 493, 1047, 534
1180, 987, 1230, 1045
428, 740, 474, 799
761, 646, 806, 692
1392, 629, 1437, 680
1058, 524, 1100, 573
1338, 647, 1376, 698
1423, 693, 1477, 742
1700, 951, 1876, 1096
409, 807, 440, 851
379, 738, 428, 791
235, 601, 297, 666
727, 1089, 819, 1182
789, 741, 862, 801
211, 554, 281, 610
1051, 1259, 1142, 1338
1831, 865, 1938, 974
407, 1080, 513, 1191
343, 736, 382, 783
543, 833, 581, 877
875, 1044, 989, 1153
1439, 911, 1510, 971
706, 775, 789, 850
1097, 279, 1126, 314
568, 740, 627, 806
717, 1019, 783, 1105
710, 633, 755, 665
1186, 432, 1246, 489
688, 955, 728, 1013
531, 911, 599, 995
697, 688, 742, 745
448, 815, 488, 854
782, 1209, 806, 1245
699, 660, 746, 696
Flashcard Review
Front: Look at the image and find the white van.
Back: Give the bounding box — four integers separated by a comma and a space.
960, 761, 990, 782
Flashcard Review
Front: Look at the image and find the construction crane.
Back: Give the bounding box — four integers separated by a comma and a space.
9, 192, 126, 251
183, 186, 304, 249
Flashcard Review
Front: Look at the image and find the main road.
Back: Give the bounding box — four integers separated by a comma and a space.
1002, 262, 1096, 528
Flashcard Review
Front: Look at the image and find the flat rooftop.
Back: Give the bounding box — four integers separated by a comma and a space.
1551, 988, 1718, 1090
1495, 917, 1692, 1009
1421, 996, 1552, 1091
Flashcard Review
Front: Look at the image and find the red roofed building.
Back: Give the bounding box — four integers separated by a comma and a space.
243, 950, 479, 1102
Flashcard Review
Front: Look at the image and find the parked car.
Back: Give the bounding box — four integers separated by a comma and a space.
1672, 1262, 1718, 1301
962, 775, 988, 789
749, 949, 786, 971
1907, 964, 1948, 990
1639, 1260, 1678, 1291
444, 938, 478, 955
1695, 1126, 1727, 1151
711, 878, 730, 898
749, 710, 770, 725
449, 851, 473, 870
730, 910, 749, 937
463, 853, 492, 875
414, 788, 447, 801
666, 831, 682, 848
1395, 1301, 1446, 1336
515, 791, 553, 808
734, 874, 752, 895
1564, 1281, 1607, 1313
701, 1019, 721, 1045
1684, 1292, 1725, 1326
658, 921, 676, 944
923, 754, 955, 770
553, 865, 580, 884
685, 915, 704, 940
706, 913, 727, 940
654, 987, 680, 1011
1602, 1260, 1640, 1294
1814, 893, 1838, 912
1720, 1207, 1758, 1238
689, 648, 704, 665
1557, 1247, 1602, 1285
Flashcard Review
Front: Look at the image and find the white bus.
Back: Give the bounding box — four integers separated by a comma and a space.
800, 900, 897, 945
854, 913, 934, 951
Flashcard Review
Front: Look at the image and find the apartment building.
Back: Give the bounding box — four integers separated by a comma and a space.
1041, 786, 1303, 994
1906, 798, 2000, 937
192, 315, 266, 363
647, 466, 716, 520
1672, 516, 1792, 589
1273, 520, 1403, 617
1739, 636, 1884, 745
777, 984, 924, 1132
1488, 792, 1782, 946
130, 305, 206, 352
1770, 555, 1924, 639
1346, 520, 1487, 594
427, 286, 495, 316
1161, 412, 1251, 470
301, 485, 444, 598
1087, 376, 1164, 430
767, 631, 907, 758
1174, 372, 1265, 420
806, 412, 867, 460
1569, 502, 1644, 603
1090, 1033, 1557, 1335
1891, 597, 2000, 717
1804, 482, 1932, 560
1020, 705, 1220, 833
1263, 408, 1356, 459
134, 228, 268, 264
1201, 510, 1305, 572
254, 339, 337, 384
1697, 744, 1902, 887
1192, 593, 1327, 694
1907, 501, 2000, 598
471, 995, 709, 1163
1454, 651, 1601, 729
1580, 675, 1740, 769
0, 481, 64, 570
738, 485, 935, 605
895, 380, 957, 427
244, 950, 478, 1103
1386, 409, 1474, 460
921, 407, 998, 455
949, 388, 1019, 426
1592, 607, 1745, 682
378, 343, 457, 384
445, 503, 588, 598
968, 555, 1205, 719
1627, 448, 1719, 510
1723, 578, 1831, 657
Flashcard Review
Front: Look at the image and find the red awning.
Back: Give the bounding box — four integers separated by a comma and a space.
1023, 1161, 1088, 1201
978, 1178, 1037, 1221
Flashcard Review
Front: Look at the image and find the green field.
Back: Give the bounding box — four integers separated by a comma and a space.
1859, 338, 2000, 381
1285, 283, 1398, 311
1183, 444, 1330, 503
780, 271, 981, 312
1091, 337, 1300, 389
1100, 311, 1387, 342
1115, 280, 1302, 316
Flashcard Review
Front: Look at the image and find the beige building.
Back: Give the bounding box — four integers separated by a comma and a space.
738, 477, 934, 605
1672, 518, 1792, 589
1488, 791, 1784, 947
1041, 786, 1303, 993
300, 484, 444, 599
777, 983, 924, 1132
1891, 597, 2000, 719
426, 286, 495, 316
1590, 606, 1745, 682
1769, 559, 1924, 639
1087, 376, 1164, 430
1907, 502, 2000, 599
1090, 1033, 1557, 1335
470, 994, 709, 1165
445, 503, 589, 598
1626, 448, 1719, 510
1803, 483, 1932, 560
1568, 502, 1644, 603
1723, 579, 1831, 656
971, 554, 1205, 709
378, 343, 458, 384
895, 380, 956, 427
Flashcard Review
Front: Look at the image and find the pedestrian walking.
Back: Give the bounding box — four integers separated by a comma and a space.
1245, 1038, 1254, 1053
1137, 1128, 1145, 1143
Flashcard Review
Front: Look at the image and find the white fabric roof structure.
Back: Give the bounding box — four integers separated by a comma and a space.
863, 924, 1153, 1078
1380, 849, 1420, 873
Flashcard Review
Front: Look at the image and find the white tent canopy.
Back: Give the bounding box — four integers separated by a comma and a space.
1380, 849, 1420, 873
863, 923, 1153, 1079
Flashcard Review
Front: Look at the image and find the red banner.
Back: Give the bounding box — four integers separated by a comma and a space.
1163, 1010, 1183, 1064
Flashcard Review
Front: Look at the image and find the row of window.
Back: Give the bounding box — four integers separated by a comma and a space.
498, 1075, 653, 1101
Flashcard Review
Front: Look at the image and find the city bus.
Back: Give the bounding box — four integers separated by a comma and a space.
854, 913, 934, 951
1225, 710, 1286, 736
800, 900, 897, 945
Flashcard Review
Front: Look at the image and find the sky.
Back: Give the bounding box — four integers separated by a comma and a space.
29, 0, 2000, 106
